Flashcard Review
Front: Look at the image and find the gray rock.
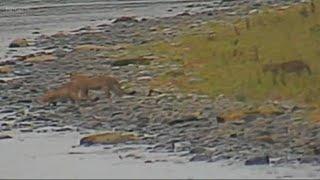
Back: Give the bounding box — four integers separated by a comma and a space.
0, 60, 16, 66
249, 9, 259, 15
137, 76, 153, 81
113, 147, 140, 153
243, 114, 259, 122
245, 156, 270, 165
20, 128, 33, 133
190, 147, 207, 154
152, 143, 173, 152
54, 49, 67, 57
168, 115, 199, 126
269, 157, 286, 165
13, 70, 32, 76
124, 153, 144, 160
209, 155, 232, 163
0, 134, 13, 140
13, 122, 32, 128
190, 154, 212, 162
16, 99, 33, 104
173, 141, 192, 152
0, 108, 15, 114
53, 126, 74, 132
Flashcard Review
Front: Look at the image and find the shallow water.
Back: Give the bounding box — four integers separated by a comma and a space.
0, 132, 319, 179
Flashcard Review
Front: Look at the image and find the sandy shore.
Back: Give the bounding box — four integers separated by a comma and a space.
0, 132, 319, 179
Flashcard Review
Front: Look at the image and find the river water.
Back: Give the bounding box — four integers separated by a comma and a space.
0, 0, 220, 59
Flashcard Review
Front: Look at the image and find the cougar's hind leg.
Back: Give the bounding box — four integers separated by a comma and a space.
306, 65, 312, 75
82, 88, 90, 100
280, 72, 286, 86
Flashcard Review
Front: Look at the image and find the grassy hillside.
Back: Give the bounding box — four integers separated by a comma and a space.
145, 1, 320, 106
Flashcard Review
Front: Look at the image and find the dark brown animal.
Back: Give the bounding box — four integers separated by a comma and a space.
311, 0, 316, 13
262, 60, 311, 85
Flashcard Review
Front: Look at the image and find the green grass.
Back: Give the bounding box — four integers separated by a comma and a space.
142, 1, 320, 106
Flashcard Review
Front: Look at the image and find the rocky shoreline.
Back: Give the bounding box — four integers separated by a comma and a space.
1, 0, 320, 167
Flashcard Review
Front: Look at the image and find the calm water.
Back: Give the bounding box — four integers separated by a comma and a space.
0, 0, 220, 59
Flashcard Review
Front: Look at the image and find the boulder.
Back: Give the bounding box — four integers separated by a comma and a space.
80, 131, 140, 146
9, 38, 29, 48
